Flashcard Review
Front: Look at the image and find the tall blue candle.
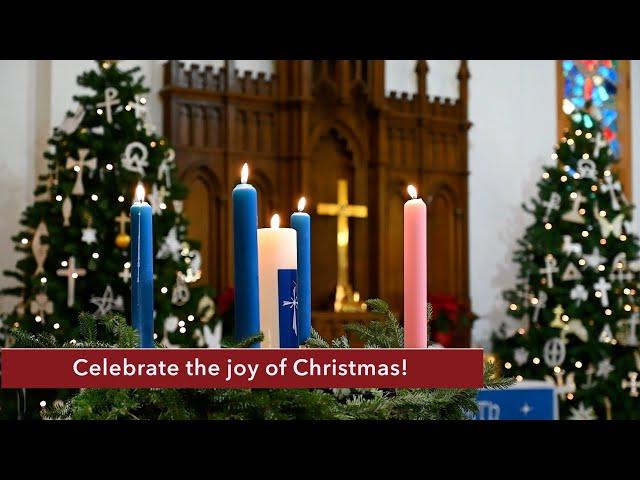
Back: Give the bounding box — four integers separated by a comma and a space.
290, 197, 311, 344
232, 163, 260, 346
130, 183, 154, 348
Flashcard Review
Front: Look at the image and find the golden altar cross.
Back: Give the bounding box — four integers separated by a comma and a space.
317, 179, 368, 312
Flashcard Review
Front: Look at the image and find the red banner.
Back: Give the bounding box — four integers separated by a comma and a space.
1, 348, 483, 389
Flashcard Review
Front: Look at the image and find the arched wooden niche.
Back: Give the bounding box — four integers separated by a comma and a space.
427, 184, 460, 297
309, 127, 357, 311
251, 170, 275, 228
383, 181, 407, 313
182, 164, 224, 291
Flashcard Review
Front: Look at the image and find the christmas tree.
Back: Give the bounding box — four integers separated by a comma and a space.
0, 61, 219, 418
492, 110, 640, 420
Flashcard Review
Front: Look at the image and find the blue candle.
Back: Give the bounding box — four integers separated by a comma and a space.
130, 183, 154, 348
290, 197, 311, 344
233, 163, 260, 346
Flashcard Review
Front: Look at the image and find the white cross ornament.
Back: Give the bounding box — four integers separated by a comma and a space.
56, 256, 86, 307
621, 372, 640, 397
540, 255, 559, 288
542, 192, 562, 222
561, 192, 587, 224
119, 266, 131, 284
609, 252, 634, 283
90, 285, 124, 316
593, 277, 612, 307
121, 141, 148, 176
97, 87, 121, 124
618, 313, 640, 346
66, 149, 97, 196
592, 131, 610, 158
601, 175, 622, 211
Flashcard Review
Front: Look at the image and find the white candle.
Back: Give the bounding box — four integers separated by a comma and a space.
258, 214, 298, 348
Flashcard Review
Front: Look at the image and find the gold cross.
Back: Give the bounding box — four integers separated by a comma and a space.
115, 211, 130, 234
317, 179, 367, 310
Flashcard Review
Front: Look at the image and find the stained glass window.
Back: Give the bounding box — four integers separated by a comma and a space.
561, 60, 620, 157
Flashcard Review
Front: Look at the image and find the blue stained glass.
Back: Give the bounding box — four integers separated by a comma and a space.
583, 115, 594, 128
604, 81, 617, 95
572, 96, 585, 108
563, 60, 574, 72
573, 86, 583, 96
602, 108, 617, 127
597, 86, 610, 102
611, 139, 619, 156
575, 73, 585, 86
598, 66, 617, 83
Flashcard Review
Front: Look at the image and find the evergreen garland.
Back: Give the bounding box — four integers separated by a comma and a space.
10, 299, 512, 420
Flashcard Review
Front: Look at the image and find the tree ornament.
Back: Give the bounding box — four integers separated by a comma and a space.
62, 196, 72, 226
31, 220, 49, 275
59, 105, 86, 135
542, 192, 561, 222
583, 364, 596, 389
172, 200, 184, 214
193, 322, 222, 348
551, 304, 565, 328
90, 285, 124, 316
621, 372, 640, 397
118, 265, 131, 284
600, 175, 622, 211
66, 149, 97, 196
544, 369, 576, 400
609, 253, 634, 284
185, 249, 202, 283
592, 131, 610, 158
147, 183, 167, 215
543, 337, 566, 367
197, 294, 215, 323
114, 211, 131, 249
595, 208, 624, 238
540, 255, 559, 288
596, 357, 615, 379
629, 258, 640, 272
616, 313, 640, 347
29, 292, 53, 323
56, 256, 86, 307
81, 226, 98, 245
156, 226, 181, 261
562, 262, 582, 281
96, 87, 120, 124
593, 277, 612, 307
126, 94, 147, 122
570, 284, 589, 305
171, 272, 191, 306
560, 320, 588, 343
562, 235, 583, 257
599, 324, 614, 344
513, 347, 529, 366
576, 158, 597, 180
158, 148, 175, 188
561, 192, 587, 224
532, 290, 547, 323
121, 141, 148, 176
584, 247, 606, 269
568, 402, 597, 420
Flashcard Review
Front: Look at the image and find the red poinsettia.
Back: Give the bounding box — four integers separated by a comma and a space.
216, 286, 235, 316
428, 294, 462, 348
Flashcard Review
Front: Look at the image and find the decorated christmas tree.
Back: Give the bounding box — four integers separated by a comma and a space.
0, 61, 220, 418
492, 110, 640, 420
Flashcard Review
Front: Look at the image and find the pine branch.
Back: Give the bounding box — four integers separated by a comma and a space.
304, 328, 330, 348
10, 329, 58, 348
222, 333, 265, 349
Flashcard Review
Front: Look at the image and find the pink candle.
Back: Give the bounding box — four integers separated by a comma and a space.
404, 185, 428, 348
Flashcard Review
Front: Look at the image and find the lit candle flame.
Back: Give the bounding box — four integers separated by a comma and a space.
270, 213, 280, 229
407, 184, 418, 199
298, 197, 306, 212
241, 163, 249, 184
135, 183, 146, 203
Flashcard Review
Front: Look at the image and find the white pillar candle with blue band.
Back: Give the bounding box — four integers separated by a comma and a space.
130, 183, 154, 348
290, 197, 311, 344
257, 214, 298, 348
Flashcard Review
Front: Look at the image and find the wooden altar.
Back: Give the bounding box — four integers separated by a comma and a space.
160, 60, 472, 345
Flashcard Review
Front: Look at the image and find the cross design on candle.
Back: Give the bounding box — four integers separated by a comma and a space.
540, 255, 559, 287
601, 174, 622, 211
56, 256, 87, 307
542, 192, 561, 222
66, 149, 97, 196
593, 277, 612, 307
621, 372, 640, 397
282, 283, 299, 335
97, 87, 121, 124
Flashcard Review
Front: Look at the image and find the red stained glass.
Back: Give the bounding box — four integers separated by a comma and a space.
603, 127, 615, 140
584, 77, 593, 101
